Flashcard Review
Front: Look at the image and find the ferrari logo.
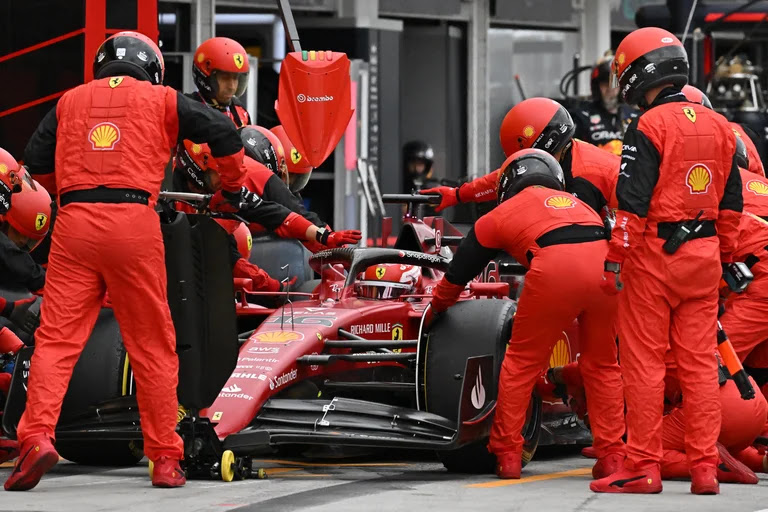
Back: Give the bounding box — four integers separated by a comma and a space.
544, 195, 576, 209
683, 107, 697, 123
548, 335, 570, 368
291, 148, 302, 164
375, 267, 386, 279
212, 411, 223, 421
35, 213, 48, 231
109, 77, 124, 88
246, 233, 252, 252
391, 324, 403, 341
733, 128, 742, 138
233, 53, 244, 70
686, 164, 712, 194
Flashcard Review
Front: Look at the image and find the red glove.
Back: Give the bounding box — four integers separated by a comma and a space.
430, 279, 466, 314
0, 327, 23, 354
600, 261, 623, 296
233, 258, 274, 291
319, 228, 362, 248
209, 188, 242, 213
420, 186, 460, 212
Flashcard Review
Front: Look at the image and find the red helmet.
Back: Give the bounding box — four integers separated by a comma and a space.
681, 85, 713, 109
1, 169, 52, 252
233, 222, 252, 259
0, 147, 22, 213
93, 31, 165, 85
239, 125, 287, 181
612, 27, 688, 106
355, 264, 423, 300
271, 125, 313, 192
174, 140, 219, 192
193, 37, 250, 101
499, 98, 575, 158
497, 149, 565, 204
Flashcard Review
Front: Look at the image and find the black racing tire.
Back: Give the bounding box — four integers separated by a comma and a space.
57, 440, 144, 467
422, 299, 542, 473
57, 309, 143, 466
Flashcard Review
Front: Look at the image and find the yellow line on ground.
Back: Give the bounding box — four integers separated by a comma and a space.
0, 462, 13, 468
273, 473, 331, 478
257, 459, 410, 468
261, 467, 303, 475
467, 468, 592, 488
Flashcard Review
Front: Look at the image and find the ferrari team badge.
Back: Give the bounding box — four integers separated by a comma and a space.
35, 213, 48, 231
109, 76, 124, 88
683, 106, 697, 123
233, 53, 245, 70
291, 147, 302, 164
375, 267, 386, 279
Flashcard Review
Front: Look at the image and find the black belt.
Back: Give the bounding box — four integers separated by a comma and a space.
60, 187, 150, 207
527, 224, 607, 263
656, 220, 716, 240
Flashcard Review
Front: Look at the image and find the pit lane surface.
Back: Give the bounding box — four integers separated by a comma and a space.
1, 448, 766, 512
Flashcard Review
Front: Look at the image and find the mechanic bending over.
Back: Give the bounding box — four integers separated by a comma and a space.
422, 97, 620, 218
188, 37, 251, 128
173, 140, 362, 290
428, 149, 625, 482
592, 27, 742, 496
7, 30, 263, 491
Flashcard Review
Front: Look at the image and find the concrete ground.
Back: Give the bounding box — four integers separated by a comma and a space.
1, 447, 766, 512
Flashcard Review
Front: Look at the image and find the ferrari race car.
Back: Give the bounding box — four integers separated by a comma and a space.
0, 193, 584, 481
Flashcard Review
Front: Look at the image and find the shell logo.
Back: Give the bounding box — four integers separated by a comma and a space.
549, 335, 571, 368
686, 164, 712, 194
0, 164, 7, 175
191, 144, 203, 155
748, 180, 768, 196
233, 53, 245, 70
545, 195, 576, 209
522, 125, 535, 138
254, 331, 303, 343
197, 52, 205, 63
617, 53, 625, 66
290, 147, 302, 165
89, 122, 120, 151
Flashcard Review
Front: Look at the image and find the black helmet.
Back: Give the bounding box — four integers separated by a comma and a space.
93, 31, 165, 85
497, 149, 565, 204
239, 125, 283, 177
735, 135, 749, 170
403, 140, 435, 174
591, 56, 613, 103
613, 27, 688, 106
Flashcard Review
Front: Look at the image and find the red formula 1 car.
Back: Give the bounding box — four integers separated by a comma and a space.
0, 193, 585, 480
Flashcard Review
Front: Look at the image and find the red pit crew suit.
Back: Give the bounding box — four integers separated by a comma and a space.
606, 89, 743, 473
20, 76, 246, 461
731, 122, 765, 178
431, 186, 624, 463
453, 139, 619, 214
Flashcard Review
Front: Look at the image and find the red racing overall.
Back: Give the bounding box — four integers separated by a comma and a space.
606, 88, 742, 473
431, 186, 625, 463
731, 122, 765, 177
19, 76, 246, 461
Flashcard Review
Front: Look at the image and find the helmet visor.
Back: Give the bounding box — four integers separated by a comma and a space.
5, 224, 42, 253
355, 281, 411, 300
212, 70, 250, 99
288, 171, 311, 193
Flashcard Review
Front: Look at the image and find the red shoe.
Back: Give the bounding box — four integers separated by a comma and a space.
691, 464, 719, 495
716, 443, 757, 484
495, 452, 521, 479
151, 457, 186, 488
581, 446, 597, 459
590, 465, 662, 494
3, 435, 58, 491
592, 452, 625, 479
0, 439, 19, 464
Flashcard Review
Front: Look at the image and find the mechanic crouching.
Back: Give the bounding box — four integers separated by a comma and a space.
429, 149, 625, 481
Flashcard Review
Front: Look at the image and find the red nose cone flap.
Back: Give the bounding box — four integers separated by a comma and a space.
276, 51, 354, 168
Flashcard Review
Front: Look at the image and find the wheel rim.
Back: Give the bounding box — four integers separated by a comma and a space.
221, 450, 235, 482
148, 460, 154, 479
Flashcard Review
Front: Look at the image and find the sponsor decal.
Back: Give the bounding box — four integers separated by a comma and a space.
522, 125, 535, 138
269, 369, 298, 390
548, 334, 571, 368
97, 52, 106, 62
222, 384, 242, 392
231, 371, 268, 380
212, 411, 223, 421
748, 180, 768, 196
197, 52, 205, 63
628, 73, 637, 84
35, 213, 48, 231
643, 63, 656, 74
350, 322, 394, 335
617, 53, 625, 66
316, 332, 323, 341
622, 144, 637, 153
686, 164, 712, 194
264, 316, 335, 328
297, 94, 334, 103
236, 365, 253, 369
248, 346, 279, 354
290, 148, 302, 164
375, 266, 386, 279
661, 37, 674, 43
0, 164, 6, 175
254, 331, 304, 343
219, 383, 255, 400
89, 122, 121, 150
116, 48, 126, 59
559, 123, 568, 133
544, 195, 576, 209
470, 366, 486, 410
233, 53, 245, 69
683, 106, 696, 123
239, 357, 279, 363
391, 324, 403, 340
109, 77, 124, 88
137, 51, 148, 62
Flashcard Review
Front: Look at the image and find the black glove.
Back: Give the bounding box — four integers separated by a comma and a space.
9, 296, 42, 335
